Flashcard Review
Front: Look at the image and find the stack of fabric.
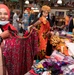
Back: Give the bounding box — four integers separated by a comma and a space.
25, 33, 74, 75
28, 50, 74, 75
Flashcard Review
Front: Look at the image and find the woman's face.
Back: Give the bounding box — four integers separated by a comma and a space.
42, 11, 48, 18
0, 8, 9, 21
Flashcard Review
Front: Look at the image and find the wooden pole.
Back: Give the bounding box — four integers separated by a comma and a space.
21, 0, 24, 14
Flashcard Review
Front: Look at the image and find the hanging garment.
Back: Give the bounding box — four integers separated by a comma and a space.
2, 29, 39, 75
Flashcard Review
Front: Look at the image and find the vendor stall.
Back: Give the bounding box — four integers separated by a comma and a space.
24, 30, 74, 75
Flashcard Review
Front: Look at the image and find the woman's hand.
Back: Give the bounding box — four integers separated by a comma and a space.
27, 25, 33, 32
45, 31, 52, 38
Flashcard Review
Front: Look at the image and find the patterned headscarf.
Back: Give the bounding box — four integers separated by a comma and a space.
0, 4, 10, 19
41, 5, 51, 13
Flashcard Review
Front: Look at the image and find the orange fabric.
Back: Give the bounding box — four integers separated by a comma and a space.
45, 55, 50, 58
40, 16, 47, 24
56, 43, 69, 56
37, 17, 50, 51
65, 16, 70, 26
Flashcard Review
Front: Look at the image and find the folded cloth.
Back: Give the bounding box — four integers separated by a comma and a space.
42, 71, 51, 75
65, 42, 74, 56
29, 69, 38, 75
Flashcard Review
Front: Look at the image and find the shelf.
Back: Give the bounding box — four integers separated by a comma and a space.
51, 7, 74, 10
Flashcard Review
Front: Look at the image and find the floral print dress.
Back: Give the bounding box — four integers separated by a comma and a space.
37, 17, 50, 51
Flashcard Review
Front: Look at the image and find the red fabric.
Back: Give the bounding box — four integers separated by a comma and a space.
2, 23, 18, 37
3, 29, 39, 75
2, 23, 17, 32
23, 31, 29, 37
0, 4, 10, 19
29, 69, 38, 75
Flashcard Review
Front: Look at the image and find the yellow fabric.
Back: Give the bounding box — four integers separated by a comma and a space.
56, 42, 69, 56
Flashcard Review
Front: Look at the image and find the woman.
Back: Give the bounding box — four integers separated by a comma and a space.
29, 5, 52, 59
64, 14, 71, 31
0, 4, 17, 43
0, 4, 39, 75
0, 4, 17, 75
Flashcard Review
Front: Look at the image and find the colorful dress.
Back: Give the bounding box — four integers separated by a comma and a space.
2, 29, 39, 75
1, 23, 39, 75
37, 17, 50, 51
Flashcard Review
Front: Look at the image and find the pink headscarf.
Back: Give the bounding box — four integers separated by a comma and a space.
0, 4, 10, 19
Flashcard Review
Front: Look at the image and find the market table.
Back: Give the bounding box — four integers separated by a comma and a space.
24, 31, 74, 75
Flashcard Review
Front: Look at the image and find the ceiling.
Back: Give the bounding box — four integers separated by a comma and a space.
26, 0, 74, 6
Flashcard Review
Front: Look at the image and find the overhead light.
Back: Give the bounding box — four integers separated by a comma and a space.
25, 0, 29, 4
57, 0, 62, 4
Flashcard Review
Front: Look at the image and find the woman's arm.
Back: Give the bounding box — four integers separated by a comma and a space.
0, 30, 10, 39
0, 30, 10, 44
28, 20, 41, 32
46, 31, 52, 38
30, 20, 41, 27
33, 20, 41, 27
